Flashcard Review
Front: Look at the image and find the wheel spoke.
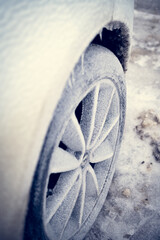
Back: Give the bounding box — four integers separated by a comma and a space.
91, 138, 113, 163
78, 170, 86, 226
95, 114, 119, 150
93, 160, 112, 192
94, 90, 119, 150
71, 169, 87, 227
87, 165, 99, 195
47, 172, 82, 240
89, 83, 115, 148
45, 168, 81, 223
49, 147, 80, 173
62, 113, 85, 153
77, 166, 99, 224
80, 85, 99, 149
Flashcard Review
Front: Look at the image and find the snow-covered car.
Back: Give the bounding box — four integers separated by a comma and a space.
0, 1, 134, 240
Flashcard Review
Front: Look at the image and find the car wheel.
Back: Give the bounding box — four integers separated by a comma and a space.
24, 44, 126, 240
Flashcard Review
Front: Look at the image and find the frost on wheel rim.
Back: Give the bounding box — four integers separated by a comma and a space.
45, 80, 119, 240
24, 45, 126, 240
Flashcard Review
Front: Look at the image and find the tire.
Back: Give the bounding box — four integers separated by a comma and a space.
24, 44, 126, 240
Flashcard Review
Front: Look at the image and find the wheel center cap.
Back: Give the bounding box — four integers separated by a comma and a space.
81, 152, 90, 168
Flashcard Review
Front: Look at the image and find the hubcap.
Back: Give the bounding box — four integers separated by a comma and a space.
44, 79, 120, 240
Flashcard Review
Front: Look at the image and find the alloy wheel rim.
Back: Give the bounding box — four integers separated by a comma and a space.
44, 79, 120, 240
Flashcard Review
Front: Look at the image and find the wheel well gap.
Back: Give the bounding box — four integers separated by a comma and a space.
91, 21, 130, 71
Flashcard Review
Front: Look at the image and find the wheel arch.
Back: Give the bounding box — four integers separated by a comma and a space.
91, 21, 130, 72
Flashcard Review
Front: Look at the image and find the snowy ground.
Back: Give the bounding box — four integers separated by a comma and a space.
85, 10, 160, 240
